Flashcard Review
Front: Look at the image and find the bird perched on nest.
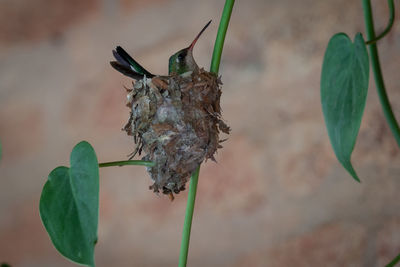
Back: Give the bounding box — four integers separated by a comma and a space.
111, 20, 212, 78
110, 20, 229, 200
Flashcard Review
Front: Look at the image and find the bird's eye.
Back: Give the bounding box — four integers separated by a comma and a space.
178, 54, 185, 61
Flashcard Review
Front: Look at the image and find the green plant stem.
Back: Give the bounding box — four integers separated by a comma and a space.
386, 252, 400, 267
362, 0, 400, 148
98, 160, 155, 168
365, 0, 394, 45
178, 0, 235, 266
178, 166, 200, 267
210, 0, 235, 74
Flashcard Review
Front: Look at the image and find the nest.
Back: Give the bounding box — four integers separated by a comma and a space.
123, 69, 230, 197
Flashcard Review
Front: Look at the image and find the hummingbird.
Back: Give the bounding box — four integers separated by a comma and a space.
110, 20, 212, 79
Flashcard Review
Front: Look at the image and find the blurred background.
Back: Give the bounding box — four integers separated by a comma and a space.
1, 0, 400, 266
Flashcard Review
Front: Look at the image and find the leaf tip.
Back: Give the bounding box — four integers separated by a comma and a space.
341, 159, 361, 183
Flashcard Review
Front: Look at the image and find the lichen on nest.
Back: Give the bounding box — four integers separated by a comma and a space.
124, 69, 230, 197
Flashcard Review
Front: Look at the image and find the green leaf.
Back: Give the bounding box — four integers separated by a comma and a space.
321, 33, 369, 182
40, 141, 99, 266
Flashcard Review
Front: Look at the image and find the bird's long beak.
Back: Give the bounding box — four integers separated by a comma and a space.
188, 20, 212, 51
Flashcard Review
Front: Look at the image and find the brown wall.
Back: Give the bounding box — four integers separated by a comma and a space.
0, 0, 399, 266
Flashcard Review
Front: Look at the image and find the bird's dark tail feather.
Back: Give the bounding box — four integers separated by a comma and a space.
110, 61, 146, 80
113, 46, 154, 78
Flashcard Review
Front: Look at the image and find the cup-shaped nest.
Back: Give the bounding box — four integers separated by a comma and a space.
124, 69, 230, 197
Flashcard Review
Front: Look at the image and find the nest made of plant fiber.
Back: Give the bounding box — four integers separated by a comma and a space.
123, 69, 230, 197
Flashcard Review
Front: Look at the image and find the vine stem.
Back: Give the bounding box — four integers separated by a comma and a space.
386, 252, 400, 267
178, 0, 235, 266
98, 160, 155, 168
210, 0, 235, 74
362, 0, 400, 148
365, 0, 394, 45
178, 166, 200, 267
364, 1, 400, 264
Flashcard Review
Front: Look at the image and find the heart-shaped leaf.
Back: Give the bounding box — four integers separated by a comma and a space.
40, 141, 99, 266
321, 33, 369, 182
321, 33, 369, 181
